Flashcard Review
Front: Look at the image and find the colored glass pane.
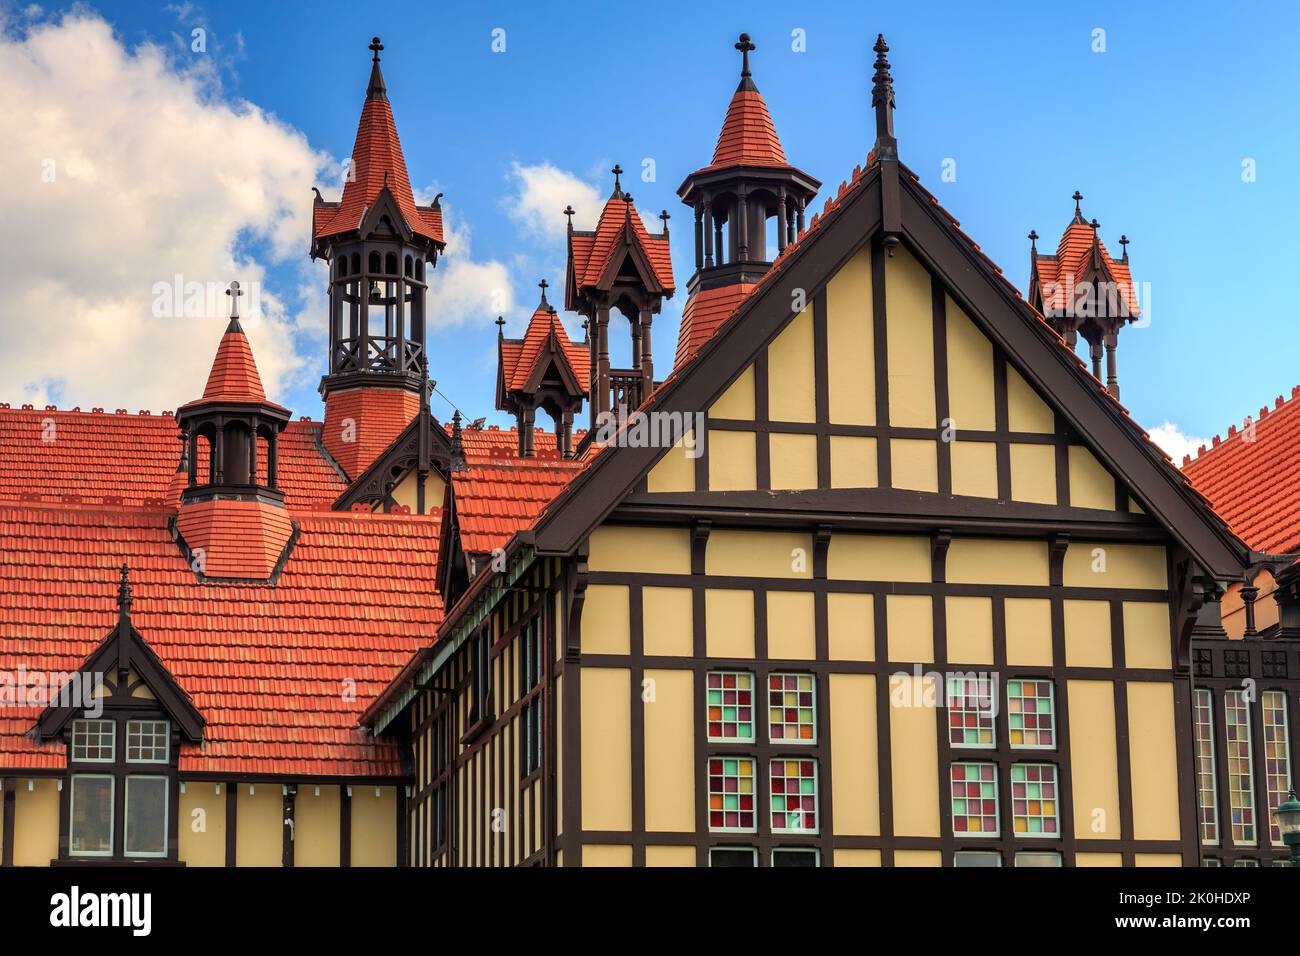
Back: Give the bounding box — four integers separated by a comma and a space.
768, 672, 816, 743
1010, 763, 1059, 837
1007, 678, 1055, 749
707, 671, 755, 742
708, 756, 756, 832
950, 762, 999, 837
770, 758, 818, 833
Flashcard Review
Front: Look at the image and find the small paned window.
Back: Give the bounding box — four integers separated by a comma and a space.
1224, 690, 1256, 846
769, 758, 818, 834
950, 762, 999, 837
520, 617, 544, 777
946, 675, 995, 748
469, 629, 493, 725
126, 720, 170, 763
767, 673, 816, 743
1007, 678, 1056, 749
71, 719, 115, 763
1262, 690, 1291, 846
1010, 763, 1059, 838
707, 671, 755, 742
1193, 688, 1219, 846
707, 757, 756, 832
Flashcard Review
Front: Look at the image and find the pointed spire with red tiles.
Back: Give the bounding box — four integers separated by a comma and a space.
675, 33, 819, 369
196, 282, 271, 404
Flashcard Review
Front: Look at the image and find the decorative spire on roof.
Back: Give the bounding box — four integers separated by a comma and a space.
564, 204, 575, 232
735, 32, 757, 91
225, 279, 243, 333
495, 314, 506, 339
367, 36, 387, 101
1028, 229, 1039, 260
1071, 190, 1085, 224
610, 164, 624, 199
449, 410, 467, 472
538, 277, 549, 309
1119, 234, 1129, 263
871, 34, 898, 162
117, 562, 133, 619
659, 209, 670, 235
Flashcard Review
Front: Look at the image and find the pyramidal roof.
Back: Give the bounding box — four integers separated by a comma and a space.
567, 190, 674, 294
501, 294, 590, 394
198, 317, 268, 404
312, 38, 444, 246
703, 34, 790, 171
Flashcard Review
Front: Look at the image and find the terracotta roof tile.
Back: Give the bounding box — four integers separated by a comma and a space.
569, 196, 674, 294
321, 388, 421, 480
1182, 386, 1300, 553
501, 305, 590, 394
675, 283, 757, 369
0, 502, 441, 776
709, 88, 788, 168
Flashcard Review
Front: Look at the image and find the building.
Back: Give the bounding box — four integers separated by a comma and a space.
0, 31, 1287, 868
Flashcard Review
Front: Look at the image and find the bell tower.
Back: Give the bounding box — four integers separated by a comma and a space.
311, 37, 446, 477
674, 33, 819, 368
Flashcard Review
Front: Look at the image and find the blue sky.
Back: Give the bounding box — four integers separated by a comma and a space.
8, 0, 1299, 459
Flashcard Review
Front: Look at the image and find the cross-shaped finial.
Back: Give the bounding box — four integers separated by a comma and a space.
1072, 190, 1083, 213
563, 204, 575, 229
736, 33, 756, 78
611, 164, 623, 196
538, 278, 549, 307
659, 209, 671, 234
495, 315, 506, 334
1028, 229, 1039, 243
369, 37, 383, 62
1118, 234, 1129, 261
1089, 217, 1100, 231
226, 280, 242, 322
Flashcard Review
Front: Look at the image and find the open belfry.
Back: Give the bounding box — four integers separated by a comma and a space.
0, 30, 1295, 869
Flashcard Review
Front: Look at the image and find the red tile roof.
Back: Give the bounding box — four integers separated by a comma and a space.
322, 387, 422, 480
0, 407, 345, 509
568, 195, 674, 294
0, 501, 441, 776
175, 499, 296, 580
1032, 219, 1139, 318
500, 304, 590, 393
709, 88, 788, 169
450, 426, 587, 555
311, 65, 443, 246
675, 283, 757, 369
192, 321, 271, 406
1181, 386, 1300, 553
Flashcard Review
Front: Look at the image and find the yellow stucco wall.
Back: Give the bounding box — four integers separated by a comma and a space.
350, 786, 397, 867
884, 247, 936, 428
1068, 680, 1121, 840
643, 669, 694, 832
767, 307, 816, 423
581, 667, 632, 832
14, 778, 59, 866
178, 781, 225, 867
826, 247, 875, 426
888, 673, 939, 837
295, 785, 341, 867
235, 784, 281, 867
829, 673, 879, 835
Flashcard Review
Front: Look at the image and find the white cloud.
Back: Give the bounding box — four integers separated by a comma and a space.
504, 162, 603, 240
422, 199, 514, 328
0, 11, 331, 410
1149, 421, 1211, 466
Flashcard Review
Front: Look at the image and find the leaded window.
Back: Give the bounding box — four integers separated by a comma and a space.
707, 671, 754, 742
708, 757, 756, 832
1193, 688, 1219, 846
1225, 690, 1256, 846
946, 675, 995, 748
1010, 763, 1059, 838
950, 762, 999, 837
126, 719, 170, 763
1007, 678, 1055, 749
770, 758, 818, 833
71, 719, 115, 762
1263, 690, 1291, 846
768, 673, 815, 743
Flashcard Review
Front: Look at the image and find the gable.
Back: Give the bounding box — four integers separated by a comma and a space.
536, 164, 1245, 579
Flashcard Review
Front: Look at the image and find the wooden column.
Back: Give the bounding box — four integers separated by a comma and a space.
694, 202, 704, 270
640, 308, 654, 392
702, 197, 714, 268
777, 188, 788, 253
737, 188, 749, 261
282, 784, 297, 868
1104, 331, 1119, 398
596, 307, 610, 418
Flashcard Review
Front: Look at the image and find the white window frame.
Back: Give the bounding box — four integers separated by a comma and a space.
708, 846, 758, 867
123, 774, 169, 858
771, 847, 820, 867
1006, 677, 1057, 751
126, 719, 171, 764
69, 774, 115, 857
70, 719, 116, 763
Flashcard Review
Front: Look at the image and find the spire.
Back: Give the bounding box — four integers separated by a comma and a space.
449, 410, 467, 472
1119, 234, 1129, 263
367, 36, 386, 100
610, 164, 624, 199
197, 282, 270, 404
735, 32, 757, 91
225, 280, 243, 332
871, 34, 897, 162
537, 278, 549, 309
1028, 229, 1039, 260
564, 204, 575, 233
1071, 190, 1085, 224
495, 314, 506, 340
117, 563, 133, 617
659, 209, 670, 236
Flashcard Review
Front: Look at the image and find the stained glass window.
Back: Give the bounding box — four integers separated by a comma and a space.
950, 762, 999, 837
768, 673, 816, 743
1193, 688, 1219, 846
1225, 690, 1256, 846
946, 675, 995, 748
770, 758, 818, 833
1007, 679, 1056, 749
707, 671, 755, 742
1263, 690, 1291, 846
1011, 763, 1059, 837
708, 757, 755, 832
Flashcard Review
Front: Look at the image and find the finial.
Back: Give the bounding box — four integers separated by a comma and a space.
563, 204, 575, 231
611, 164, 624, 198
449, 410, 467, 471
117, 563, 133, 617
538, 278, 549, 307
659, 209, 670, 235
366, 37, 387, 100
311, 186, 323, 204
495, 315, 506, 339
871, 34, 898, 162
735, 33, 757, 90
1089, 217, 1100, 233
1028, 229, 1039, 258
1071, 190, 1085, 223
418, 353, 430, 409
1118, 234, 1129, 262
225, 280, 243, 331
582, 317, 589, 342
